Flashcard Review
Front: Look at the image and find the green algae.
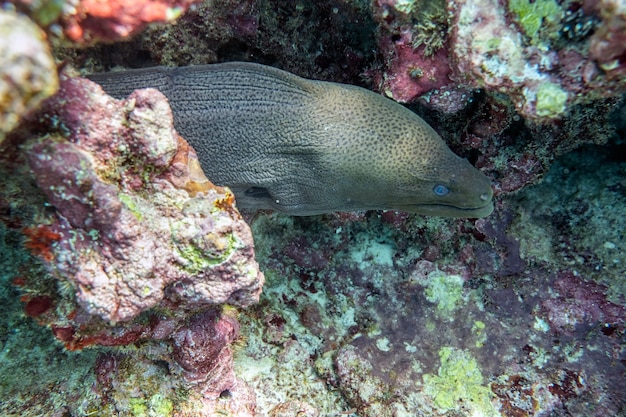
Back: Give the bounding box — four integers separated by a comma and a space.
423, 270, 465, 316
410, 0, 449, 56
129, 394, 174, 417
174, 233, 237, 273
119, 192, 144, 221
98, 353, 181, 417
509, 0, 563, 47
171, 219, 239, 274
471, 320, 487, 348
423, 347, 498, 416
394, 0, 418, 14
535, 82, 568, 118
32, 0, 65, 26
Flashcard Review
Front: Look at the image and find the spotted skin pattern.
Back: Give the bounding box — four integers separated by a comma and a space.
90, 62, 493, 217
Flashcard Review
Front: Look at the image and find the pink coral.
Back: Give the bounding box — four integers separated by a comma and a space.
22, 75, 264, 325
63, 0, 201, 43
376, 30, 451, 102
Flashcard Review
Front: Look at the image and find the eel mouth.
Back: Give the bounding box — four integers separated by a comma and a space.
400, 200, 494, 218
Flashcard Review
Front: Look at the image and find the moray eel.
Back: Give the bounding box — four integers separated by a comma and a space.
89, 62, 493, 217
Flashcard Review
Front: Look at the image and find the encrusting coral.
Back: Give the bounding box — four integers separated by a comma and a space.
19, 75, 264, 325
372, 0, 625, 122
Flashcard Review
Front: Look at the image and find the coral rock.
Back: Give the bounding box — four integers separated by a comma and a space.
589, 0, 626, 80
373, 0, 626, 122
449, 0, 565, 120
0, 10, 58, 143
542, 271, 626, 333
22, 75, 264, 323
377, 31, 451, 102
172, 308, 239, 396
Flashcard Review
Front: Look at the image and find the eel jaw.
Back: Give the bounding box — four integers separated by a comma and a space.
399, 200, 494, 218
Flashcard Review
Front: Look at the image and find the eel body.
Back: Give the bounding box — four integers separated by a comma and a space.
89, 62, 493, 217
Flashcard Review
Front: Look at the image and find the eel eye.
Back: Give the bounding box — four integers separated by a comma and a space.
433, 184, 449, 196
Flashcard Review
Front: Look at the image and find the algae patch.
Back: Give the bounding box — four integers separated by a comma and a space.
423, 347, 498, 417
423, 270, 465, 316
509, 0, 563, 45
535, 82, 568, 118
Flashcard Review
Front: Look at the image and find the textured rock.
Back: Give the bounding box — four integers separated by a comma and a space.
21, 75, 264, 325
0, 10, 58, 143
172, 309, 239, 394
589, 0, 626, 80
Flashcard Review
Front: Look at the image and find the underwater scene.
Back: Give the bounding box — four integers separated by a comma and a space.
0, 0, 625, 416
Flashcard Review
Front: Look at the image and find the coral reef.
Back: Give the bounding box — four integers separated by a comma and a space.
228, 149, 625, 415
364, 0, 625, 200
57, 0, 625, 196
372, 0, 625, 122
0, 0, 625, 416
